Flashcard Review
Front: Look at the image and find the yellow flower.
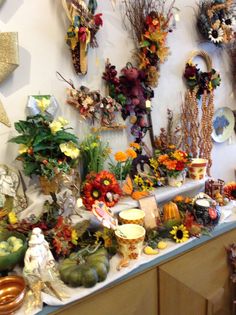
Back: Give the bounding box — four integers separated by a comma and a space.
36, 98, 50, 113
60, 141, 80, 159
129, 142, 140, 150
49, 117, 69, 134
90, 142, 98, 149
18, 144, 28, 154
57, 116, 69, 127
126, 148, 137, 159
114, 151, 127, 162
170, 225, 189, 243
71, 229, 78, 245
49, 120, 62, 134
150, 158, 158, 170
8, 211, 18, 225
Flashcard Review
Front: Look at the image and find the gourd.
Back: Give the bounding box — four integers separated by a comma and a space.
59, 247, 110, 288
162, 201, 180, 222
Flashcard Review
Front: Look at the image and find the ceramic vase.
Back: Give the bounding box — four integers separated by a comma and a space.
167, 171, 186, 187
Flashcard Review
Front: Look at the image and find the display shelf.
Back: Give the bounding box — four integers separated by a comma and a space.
112, 178, 206, 213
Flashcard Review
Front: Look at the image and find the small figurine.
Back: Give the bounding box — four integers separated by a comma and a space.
23, 228, 56, 279
92, 201, 118, 230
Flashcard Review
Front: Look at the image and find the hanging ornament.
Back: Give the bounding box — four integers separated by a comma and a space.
0, 32, 19, 83
197, 0, 235, 47
0, 32, 19, 128
182, 50, 221, 175
62, 0, 103, 75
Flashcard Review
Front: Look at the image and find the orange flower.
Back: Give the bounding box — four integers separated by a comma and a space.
115, 151, 127, 162
158, 154, 169, 163
126, 148, 137, 159
129, 142, 140, 150
163, 159, 177, 170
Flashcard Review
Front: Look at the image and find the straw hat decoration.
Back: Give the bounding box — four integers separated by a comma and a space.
182, 50, 221, 175
0, 32, 20, 127
62, 0, 103, 75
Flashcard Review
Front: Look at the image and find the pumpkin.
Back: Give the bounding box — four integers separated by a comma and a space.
162, 201, 180, 222
59, 248, 110, 288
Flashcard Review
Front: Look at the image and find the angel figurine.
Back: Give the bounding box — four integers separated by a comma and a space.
23, 228, 57, 280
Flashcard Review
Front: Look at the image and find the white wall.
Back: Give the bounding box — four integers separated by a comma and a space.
0, 0, 235, 181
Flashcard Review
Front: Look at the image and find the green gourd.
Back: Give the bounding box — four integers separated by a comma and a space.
59, 248, 110, 288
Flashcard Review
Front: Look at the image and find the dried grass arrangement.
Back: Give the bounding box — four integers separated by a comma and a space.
154, 109, 181, 151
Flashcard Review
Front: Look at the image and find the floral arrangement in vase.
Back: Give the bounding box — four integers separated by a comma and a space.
157, 149, 191, 187
81, 171, 122, 210
10, 114, 80, 194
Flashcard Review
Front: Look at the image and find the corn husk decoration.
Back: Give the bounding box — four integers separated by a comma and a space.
0, 32, 19, 127
182, 50, 221, 175
62, 0, 103, 75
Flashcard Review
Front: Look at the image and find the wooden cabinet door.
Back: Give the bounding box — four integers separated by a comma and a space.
51, 268, 158, 315
159, 228, 236, 315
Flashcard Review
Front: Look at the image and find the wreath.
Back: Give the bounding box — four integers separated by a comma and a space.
197, 0, 235, 46
183, 50, 221, 98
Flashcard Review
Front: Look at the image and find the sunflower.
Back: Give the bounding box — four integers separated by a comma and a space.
208, 27, 224, 44
224, 182, 236, 200
170, 225, 189, 243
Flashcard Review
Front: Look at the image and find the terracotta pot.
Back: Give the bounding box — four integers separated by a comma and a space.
188, 158, 208, 180
39, 175, 60, 195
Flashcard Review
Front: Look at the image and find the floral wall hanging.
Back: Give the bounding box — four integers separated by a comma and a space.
0, 32, 19, 127
58, 72, 122, 129
197, 0, 235, 46
123, 0, 176, 88
103, 0, 176, 146
62, 0, 103, 75
182, 50, 221, 175
103, 61, 153, 143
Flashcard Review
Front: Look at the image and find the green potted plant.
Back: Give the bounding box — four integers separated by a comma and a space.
9, 114, 80, 194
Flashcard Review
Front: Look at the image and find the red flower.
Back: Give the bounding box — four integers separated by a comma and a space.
145, 15, 153, 25
78, 27, 87, 42
82, 171, 122, 210
176, 161, 185, 171
94, 13, 103, 27
95, 170, 117, 189
184, 64, 198, 79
